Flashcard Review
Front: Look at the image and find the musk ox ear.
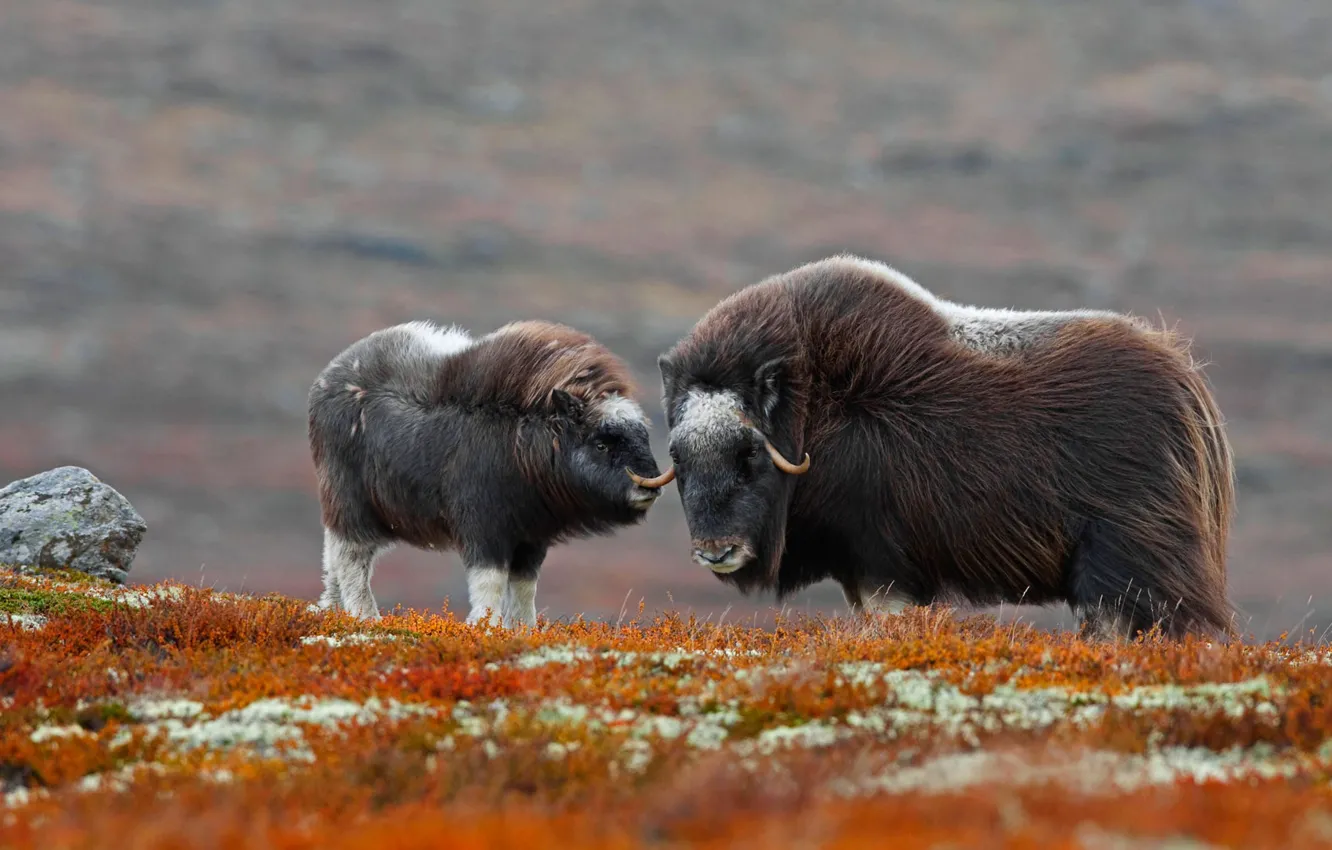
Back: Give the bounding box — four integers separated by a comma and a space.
549, 388, 584, 420
657, 352, 678, 413
657, 353, 675, 390
753, 356, 785, 419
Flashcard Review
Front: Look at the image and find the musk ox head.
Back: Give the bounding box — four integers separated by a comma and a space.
549, 388, 667, 523
653, 353, 809, 584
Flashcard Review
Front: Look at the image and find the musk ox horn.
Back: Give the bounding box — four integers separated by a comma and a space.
626, 466, 676, 488
765, 440, 811, 475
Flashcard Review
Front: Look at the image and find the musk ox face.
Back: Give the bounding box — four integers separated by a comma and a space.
655, 357, 810, 579
551, 389, 667, 522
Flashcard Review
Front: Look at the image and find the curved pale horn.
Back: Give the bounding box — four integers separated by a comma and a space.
626, 466, 676, 488
765, 440, 811, 475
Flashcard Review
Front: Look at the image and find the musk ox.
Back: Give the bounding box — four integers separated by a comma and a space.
653, 254, 1236, 641
308, 319, 669, 627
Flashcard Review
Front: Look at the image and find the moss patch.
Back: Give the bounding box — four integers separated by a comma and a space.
2, 565, 119, 588
0, 587, 114, 616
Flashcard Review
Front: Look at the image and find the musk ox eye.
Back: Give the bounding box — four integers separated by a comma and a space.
595, 441, 609, 453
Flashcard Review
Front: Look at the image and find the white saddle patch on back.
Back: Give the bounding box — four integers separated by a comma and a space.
400, 320, 475, 358
829, 255, 1124, 355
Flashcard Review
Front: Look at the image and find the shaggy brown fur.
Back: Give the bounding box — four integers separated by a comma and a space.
462, 320, 641, 412
657, 255, 1236, 640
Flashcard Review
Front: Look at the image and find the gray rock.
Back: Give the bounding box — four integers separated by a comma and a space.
0, 466, 147, 584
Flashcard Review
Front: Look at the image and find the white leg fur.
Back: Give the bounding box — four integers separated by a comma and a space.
840, 582, 912, 616
505, 577, 539, 628
466, 566, 508, 627
318, 548, 343, 611
861, 584, 914, 616
323, 530, 387, 619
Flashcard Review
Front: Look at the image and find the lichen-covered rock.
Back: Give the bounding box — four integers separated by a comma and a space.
0, 466, 147, 584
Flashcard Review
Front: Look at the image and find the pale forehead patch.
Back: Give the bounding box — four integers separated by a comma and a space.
672, 389, 748, 448
399, 320, 474, 358
598, 393, 650, 429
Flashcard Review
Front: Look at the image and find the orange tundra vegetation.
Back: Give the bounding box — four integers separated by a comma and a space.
1, 571, 1331, 849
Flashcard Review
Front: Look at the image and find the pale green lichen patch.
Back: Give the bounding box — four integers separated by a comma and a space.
29, 724, 93, 743
116, 696, 444, 763
831, 742, 1313, 798
2, 613, 47, 631
507, 644, 595, 669
298, 632, 407, 648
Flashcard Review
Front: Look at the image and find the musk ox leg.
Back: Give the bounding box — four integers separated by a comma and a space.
318, 556, 342, 611
504, 543, 547, 629
464, 564, 509, 627
1078, 609, 1134, 643
840, 580, 913, 618
505, 578, 538, 628
861, 584, 914, 616
1066, 518, 1192, 641
323, 530, 389, 619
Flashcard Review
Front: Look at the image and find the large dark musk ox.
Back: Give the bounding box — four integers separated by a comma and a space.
653, 254, 1237, 641
308, 319, 670, 627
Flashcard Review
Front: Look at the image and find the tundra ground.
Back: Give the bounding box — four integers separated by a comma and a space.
1, 570, 1331, 849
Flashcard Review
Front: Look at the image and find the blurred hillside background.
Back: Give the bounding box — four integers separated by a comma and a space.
2, 0, 1330, 639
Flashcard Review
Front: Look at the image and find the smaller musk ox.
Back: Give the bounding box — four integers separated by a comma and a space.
654, 255, 1237, 640
308, 320, 669, 627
